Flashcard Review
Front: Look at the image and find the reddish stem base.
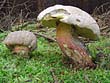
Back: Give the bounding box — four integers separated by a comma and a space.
56, 23, 95, 69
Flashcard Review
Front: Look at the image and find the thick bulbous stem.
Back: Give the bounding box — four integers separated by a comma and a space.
56, 22, 95, 69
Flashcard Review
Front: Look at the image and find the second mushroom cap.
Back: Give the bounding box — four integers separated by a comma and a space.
3, 31, 37, 51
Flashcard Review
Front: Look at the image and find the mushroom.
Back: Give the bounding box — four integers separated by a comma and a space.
3, 31, 37, 57
37, 5, 100, 68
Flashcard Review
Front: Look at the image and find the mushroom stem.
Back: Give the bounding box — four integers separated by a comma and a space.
13, 45, 29, 57
56, 22, 95, 69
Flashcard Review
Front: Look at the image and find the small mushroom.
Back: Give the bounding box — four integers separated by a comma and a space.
3, 31, 37, 57
37, 5, 100, 68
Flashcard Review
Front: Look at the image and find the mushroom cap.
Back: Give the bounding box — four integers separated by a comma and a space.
37, 5, 100, 40
3, 31, 37, 50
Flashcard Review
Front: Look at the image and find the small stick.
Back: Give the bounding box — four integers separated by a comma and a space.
33, 32, 56, 42
50, 69, 59, 83
84, 75, 91, 83
0, 0, 7, 10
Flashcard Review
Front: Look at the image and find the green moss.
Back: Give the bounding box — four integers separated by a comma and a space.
0, 32, 110, 83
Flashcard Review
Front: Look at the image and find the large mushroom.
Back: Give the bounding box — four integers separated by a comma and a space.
37, 5, 100, 68
3, 31, 37, 58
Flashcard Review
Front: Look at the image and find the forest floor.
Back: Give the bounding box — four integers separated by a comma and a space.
0, 23, 110, 83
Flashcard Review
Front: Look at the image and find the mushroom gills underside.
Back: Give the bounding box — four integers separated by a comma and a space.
73, 25, 99, 40
56, 22, 95, 68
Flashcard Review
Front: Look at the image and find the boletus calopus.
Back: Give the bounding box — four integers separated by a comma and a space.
37, 5, 100, 69
3, 31, 37, 58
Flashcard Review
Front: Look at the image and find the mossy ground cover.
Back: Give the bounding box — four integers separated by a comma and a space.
0, 32, 110, 83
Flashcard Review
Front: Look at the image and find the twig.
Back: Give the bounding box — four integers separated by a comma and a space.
0, 0, 7, 10
33, 32, 56, 42
50, 69, 59, 83
92, 2, 110, 15
84, 75, 91, 83
0, 28, 5, 32
9, 0, 16, 15
100, 26, 108, 31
